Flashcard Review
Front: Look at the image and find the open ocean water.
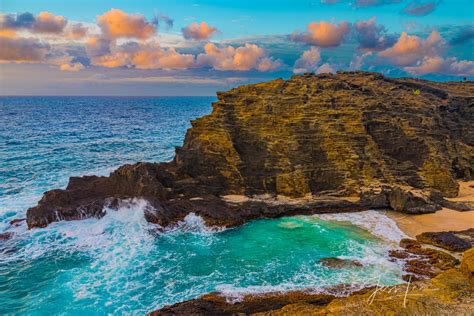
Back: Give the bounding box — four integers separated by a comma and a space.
0, 96, 406, 315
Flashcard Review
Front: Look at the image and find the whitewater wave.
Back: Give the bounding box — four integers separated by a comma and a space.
314, 210, 408, 244
0, 203, 405, 314
164, 212, 227, 234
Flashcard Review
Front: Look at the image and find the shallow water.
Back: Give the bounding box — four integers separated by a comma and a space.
0, 97, 405, 314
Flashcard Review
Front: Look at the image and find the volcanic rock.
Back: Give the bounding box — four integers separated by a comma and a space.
26, 72, 474, 228
416, 231, 472, 252
318, 257, 363, 269
147, 292, 335, 316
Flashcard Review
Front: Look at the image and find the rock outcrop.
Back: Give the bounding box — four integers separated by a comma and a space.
257, 248, 474, 316
26, 72, 474, 228
416, 229, 473, 252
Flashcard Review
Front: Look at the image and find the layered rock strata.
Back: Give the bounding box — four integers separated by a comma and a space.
26, 72, 474, 228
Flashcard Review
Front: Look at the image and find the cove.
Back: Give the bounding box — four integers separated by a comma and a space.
0, 200, 404, 315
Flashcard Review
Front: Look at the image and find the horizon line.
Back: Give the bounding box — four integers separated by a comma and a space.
0, 95, 217, 98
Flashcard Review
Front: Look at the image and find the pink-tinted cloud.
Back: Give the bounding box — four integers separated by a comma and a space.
291, 21, 350, 47
404, 56, 474, 76
354, 0, 401, 7
0, 13, 83, 71
293, 47, 321, 73
0, 36, 49, 62
354, 18, 396, 51
257, 57, 281, 71
34, 12, 67, 34
97, 9, 156, 40
403, 1, 439, 16
349, 52, 372, 70
182, 22, 218, 40
379, 31, 443, 66
197, 43, 280, 71
67, 23, 89, 39
132, 46, 195, 69
315, 63, 335, 74
60, 62, 85, 72
86, 36, 112, 57
88, 41, 195, 70
0, 11, 68, 35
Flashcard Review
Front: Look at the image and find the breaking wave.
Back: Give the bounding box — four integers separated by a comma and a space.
1, 202, 404, 314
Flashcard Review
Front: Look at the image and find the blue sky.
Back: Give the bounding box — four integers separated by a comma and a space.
1, 0, 473, 95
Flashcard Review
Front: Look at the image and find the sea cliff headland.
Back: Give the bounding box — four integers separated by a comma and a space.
25, 71, 474, 229
15, 71, 474, 315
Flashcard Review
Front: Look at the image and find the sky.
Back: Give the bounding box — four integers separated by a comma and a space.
0, 0, 473, 95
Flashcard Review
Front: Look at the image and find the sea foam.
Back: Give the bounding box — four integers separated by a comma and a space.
314, 210, 408, 244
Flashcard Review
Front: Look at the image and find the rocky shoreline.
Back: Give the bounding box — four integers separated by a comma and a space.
24, 72, 473, 229
13, 72, 473, 314
149, 230, 474, 315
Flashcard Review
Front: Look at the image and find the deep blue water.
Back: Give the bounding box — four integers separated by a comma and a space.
0, 97, 405, 315
0, 96, 213, 222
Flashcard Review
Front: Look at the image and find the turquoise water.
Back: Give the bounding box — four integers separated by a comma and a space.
0, 97, 405, 314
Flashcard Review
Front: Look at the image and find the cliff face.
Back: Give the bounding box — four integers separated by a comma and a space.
177, 72, 473, 198
25, 72, 474, 228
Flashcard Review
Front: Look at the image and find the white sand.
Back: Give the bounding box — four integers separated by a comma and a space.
387, 181, 474, 237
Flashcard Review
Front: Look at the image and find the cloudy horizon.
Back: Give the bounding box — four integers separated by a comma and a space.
1, 0, 473, 96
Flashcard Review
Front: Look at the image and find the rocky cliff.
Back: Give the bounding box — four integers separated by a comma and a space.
26, 72, 474, 228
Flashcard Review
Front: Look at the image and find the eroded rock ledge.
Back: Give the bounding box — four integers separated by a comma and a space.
26, 72, 474, 229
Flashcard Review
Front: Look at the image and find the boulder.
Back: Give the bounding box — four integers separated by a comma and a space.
319, 257, 363, 269
416, 231, 472, 252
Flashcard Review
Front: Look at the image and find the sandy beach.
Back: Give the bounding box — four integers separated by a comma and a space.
387, 181, 474, 237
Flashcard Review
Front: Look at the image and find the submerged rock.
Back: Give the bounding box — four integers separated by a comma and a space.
319, 257, 363, 269
26, 72, 474, 228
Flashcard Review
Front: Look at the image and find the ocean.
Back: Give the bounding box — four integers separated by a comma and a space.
0, 96, 406, 314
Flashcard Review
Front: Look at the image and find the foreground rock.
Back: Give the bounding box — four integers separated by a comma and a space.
149, 247, 474, 315
26, 72, 474, 228
416, 230, 473, 252
394, 238, 460, 280
147, 292, 336, 315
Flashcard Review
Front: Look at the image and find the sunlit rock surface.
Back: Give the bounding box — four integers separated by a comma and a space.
26, 72, 474, 228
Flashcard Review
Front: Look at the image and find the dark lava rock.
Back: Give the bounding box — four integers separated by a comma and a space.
416, 231, 472, 252
25, 72, 474, 229
398, 237, 461, 280
388, 249, 411, 260
319, 257, 363, 269
0, 232, 13, 240
147, 291, 335, 315
9, 218, 25, 226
